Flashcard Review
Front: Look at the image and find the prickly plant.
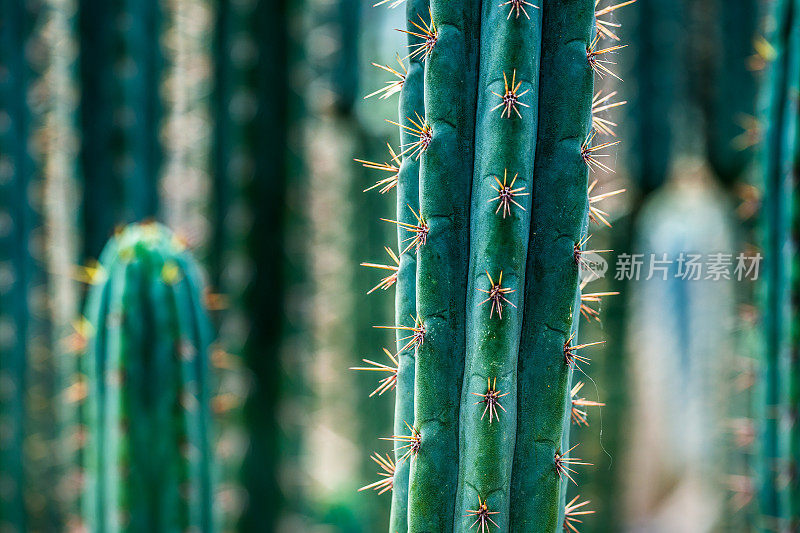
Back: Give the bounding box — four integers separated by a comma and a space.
357, 1, 631, 531
0, 1, 44, 528
700, 0, 760, 186
755, 0, 800, 529
621, 0, 680, 195
77, 0, 164, 259
79, 222, 215, 531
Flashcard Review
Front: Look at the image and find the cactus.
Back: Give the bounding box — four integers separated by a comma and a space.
0, 1, 42, 528
359, 1, 629, 531
79, 222, 215, 531
700, 0, 760, 185
756, 0, 800, 529
77, 0, 163, 259
621, 0, 682, 195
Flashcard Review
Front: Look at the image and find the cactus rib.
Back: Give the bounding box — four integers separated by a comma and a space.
389, 0, 428, 528
454, 0, 541, 528
407, 0, 482, 528
509, 1, 594, 530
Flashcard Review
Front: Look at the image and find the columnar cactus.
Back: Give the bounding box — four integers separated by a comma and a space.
756, 0, 800, 529
78, 0, 163, 258
359, 0, 630, 531
623, 0, 680, 194
701, 0, 759, 186
0, 1, 42, 528
80, 223, 215, 531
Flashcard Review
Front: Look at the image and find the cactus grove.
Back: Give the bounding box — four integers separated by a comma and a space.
358, 0, 631, 530
3, 0, 798, 530
79, 223, 215, 531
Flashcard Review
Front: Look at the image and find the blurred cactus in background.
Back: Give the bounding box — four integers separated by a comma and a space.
695, 0, 760, 188
356, 1, 631, 531
1, 0, 82, 530
77, 0, 164, 259
78, 223, 215, 532
0, 2, 45, 528
754, 0, 800, 530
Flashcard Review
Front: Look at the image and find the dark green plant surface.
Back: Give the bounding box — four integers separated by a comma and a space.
0, 1, 40, 529
80, 223, 215, 532
622, 0, 681, 195
757, 0, 799, 529
509, 1, 594, 530
407, 0, 481, 528
702, 0, 760, 186
211, 0, 299, 530
78, 0, 163, 260
453, 0, 540, 529
388, 0, 426, 530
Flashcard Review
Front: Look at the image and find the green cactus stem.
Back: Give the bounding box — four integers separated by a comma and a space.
384, 0, 428, 530
80, 223, 215, 532
509, 3, 595, 529
0, 1, 40, 528
757, 0, 800, 529
453, 0, 541, 526
406, 0, 482, 529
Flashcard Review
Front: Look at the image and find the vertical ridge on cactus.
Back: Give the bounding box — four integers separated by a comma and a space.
508, 1, 594, 530
388, 0, 428, 529
80, 223, 215, 532
756, 0, 800, 528
407, 0, 482, 528
454, 0, 541, 526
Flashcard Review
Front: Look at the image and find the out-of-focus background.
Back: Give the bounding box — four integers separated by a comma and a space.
0, 0, 775, 531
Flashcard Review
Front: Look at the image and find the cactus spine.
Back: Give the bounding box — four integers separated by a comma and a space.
757, 0, 800, 529
408, 0, 481, 528
387, 0, 425, 530
361, 1, 627, 531
80, 223, 215, 531
509, 2, 595, 530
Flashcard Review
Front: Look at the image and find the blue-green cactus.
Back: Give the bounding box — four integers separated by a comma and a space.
80, 223, 215, 531
359, 1, 629, 531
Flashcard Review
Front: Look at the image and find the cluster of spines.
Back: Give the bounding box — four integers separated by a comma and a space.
354, 0, 429, 530
355, 1, 633, 532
